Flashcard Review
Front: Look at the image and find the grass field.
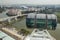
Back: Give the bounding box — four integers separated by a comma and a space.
55, 12, 60, 23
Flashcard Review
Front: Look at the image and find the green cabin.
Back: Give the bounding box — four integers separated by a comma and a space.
26, 13, 57, 30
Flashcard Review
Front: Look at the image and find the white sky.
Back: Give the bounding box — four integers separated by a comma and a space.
0, 0, 60, 5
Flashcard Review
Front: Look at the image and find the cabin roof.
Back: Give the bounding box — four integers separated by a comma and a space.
27, 13, 57, 19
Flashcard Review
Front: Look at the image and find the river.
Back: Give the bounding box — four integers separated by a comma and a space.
0, 11, 8, 18
0, 11, 60, 40
12, 18, 60, 40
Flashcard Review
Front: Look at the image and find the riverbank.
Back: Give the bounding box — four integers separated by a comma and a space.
1, 27, 24, 40
11, 18, 60, 40
0, 13, 60, 40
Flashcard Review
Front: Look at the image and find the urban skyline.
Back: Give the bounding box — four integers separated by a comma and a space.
0, 0, 60, 5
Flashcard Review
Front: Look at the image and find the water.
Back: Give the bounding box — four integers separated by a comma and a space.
48, 24, 60, 40
12, 18, 60, 40
0, 11, 8, 18
0, 31, 15, 40
0, 11, 60, 40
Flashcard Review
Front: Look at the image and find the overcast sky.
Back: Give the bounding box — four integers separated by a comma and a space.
0, 0, 60, 5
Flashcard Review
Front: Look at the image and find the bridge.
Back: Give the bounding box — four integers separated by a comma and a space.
0, 10, 24, 23
0, 14, 24, 23
0, 8, 38, 23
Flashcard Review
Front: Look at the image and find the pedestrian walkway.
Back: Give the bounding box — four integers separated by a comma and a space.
1, 27, 25, 40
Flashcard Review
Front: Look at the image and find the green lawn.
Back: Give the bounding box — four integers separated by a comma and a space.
55, 12, 60, 23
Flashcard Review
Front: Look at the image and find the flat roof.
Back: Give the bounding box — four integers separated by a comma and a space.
0, 31, 15, 40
